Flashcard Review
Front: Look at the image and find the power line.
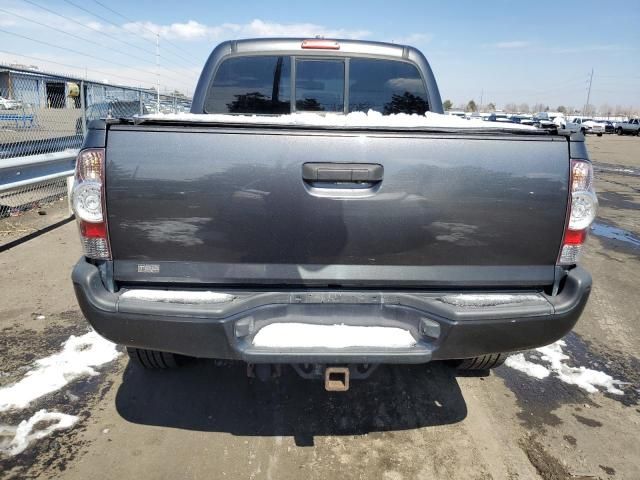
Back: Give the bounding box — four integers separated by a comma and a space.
19, 0, 195, 75
63, 0, 201, 69
0, 49, 153, 87
0, 50, 195, 99
0, 27, 190, 86
91, 0, 203, 65
62, 0, 141, 38
16, 0, 198, 84
20, 0, 163, 59
0, 6, 164, 71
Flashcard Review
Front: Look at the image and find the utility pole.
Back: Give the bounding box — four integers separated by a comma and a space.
156, 33, 160, 112
583, 68, 593, 116
480, 89, 484, 111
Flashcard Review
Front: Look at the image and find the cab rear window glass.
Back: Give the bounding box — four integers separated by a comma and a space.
295, 59, 344, 112
204, 55, 429, 116
205, 56, 291, 114
348, 59, 429, 115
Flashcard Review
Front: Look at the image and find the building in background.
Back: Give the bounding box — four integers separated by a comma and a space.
0, 68, 78, 109
0, 67, 173, 111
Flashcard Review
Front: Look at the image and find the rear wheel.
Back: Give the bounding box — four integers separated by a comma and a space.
617, 127, 623, 135
453, 353, 508, 371
597, 133, 602, 137
127, 347, 179, 369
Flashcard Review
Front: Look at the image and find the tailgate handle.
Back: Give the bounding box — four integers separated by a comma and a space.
302, 163, 383, 183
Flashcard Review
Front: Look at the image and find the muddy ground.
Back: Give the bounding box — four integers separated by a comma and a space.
0, 134, 638, 479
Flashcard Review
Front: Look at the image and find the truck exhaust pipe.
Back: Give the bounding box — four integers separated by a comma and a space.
324, 366, 350, 392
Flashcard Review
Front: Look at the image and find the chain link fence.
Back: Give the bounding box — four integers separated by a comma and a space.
1, 65, 191, 246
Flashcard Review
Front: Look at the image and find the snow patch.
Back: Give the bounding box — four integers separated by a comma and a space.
505, 353, 551, 379
141, 110, 538, 130
537, 341, 625, 394
506, 340, 625, 395
252, 323, 416, 349
438, 293, 545, 307
0, 331, 120, 412
0, 410, 78, 456
120, 289, 235, 304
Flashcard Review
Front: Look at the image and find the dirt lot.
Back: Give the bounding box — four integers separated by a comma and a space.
0, 134, 638, 480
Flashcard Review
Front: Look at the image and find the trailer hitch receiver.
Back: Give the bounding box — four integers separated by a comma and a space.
325, 366, 350, 392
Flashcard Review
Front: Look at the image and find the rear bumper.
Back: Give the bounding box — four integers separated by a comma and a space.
72, 258, 591, 364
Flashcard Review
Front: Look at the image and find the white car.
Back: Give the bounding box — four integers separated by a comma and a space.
0, 96, 22, 110
565, 117, 605, 136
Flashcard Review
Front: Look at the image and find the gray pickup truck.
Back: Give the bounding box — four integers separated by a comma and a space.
71, 38, 597, 390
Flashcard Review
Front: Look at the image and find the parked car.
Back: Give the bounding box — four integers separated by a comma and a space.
486, 113, 512, 123
71, 38, 595, 390
0, 96, 22, 110
509, 115, 534, 126
75, 101, 147, 135
533, 112, 557, 131
565, 117, 605, 136
614, 118, 640, 135
599, 120, 615, 134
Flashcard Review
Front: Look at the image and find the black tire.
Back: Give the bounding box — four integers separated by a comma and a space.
454, 353, 508, 371
580, 128, 586, 135
597, 133, 602, 137
127, 347, 179, 369
616, 127, 623, 135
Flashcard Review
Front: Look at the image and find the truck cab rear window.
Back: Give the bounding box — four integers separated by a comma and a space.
205, 56, 291, 114
204, 56, 428, 115
348, 58, 428, 115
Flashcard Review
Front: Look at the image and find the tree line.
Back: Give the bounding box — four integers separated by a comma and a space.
442, 98, 638, 116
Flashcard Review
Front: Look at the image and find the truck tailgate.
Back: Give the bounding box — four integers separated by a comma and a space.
105, 125, 569, 287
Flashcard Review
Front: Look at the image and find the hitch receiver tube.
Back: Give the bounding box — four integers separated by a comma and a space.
325, 367, 350, 392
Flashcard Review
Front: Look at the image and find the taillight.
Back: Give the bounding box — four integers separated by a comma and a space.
301, 39, 340, 50
558, 160, 598, 265
72, 148, 111, 260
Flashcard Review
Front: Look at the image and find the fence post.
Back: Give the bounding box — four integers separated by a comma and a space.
80, 80, 87, 137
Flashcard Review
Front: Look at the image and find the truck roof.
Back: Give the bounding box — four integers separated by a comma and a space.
227, 37, 410, 58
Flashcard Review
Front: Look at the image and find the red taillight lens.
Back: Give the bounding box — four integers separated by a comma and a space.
72, 148, 111, 260
80, 220, 107, 238
301, 39, 340, 50
558, 160, 598, 265
562, 229, 587, 245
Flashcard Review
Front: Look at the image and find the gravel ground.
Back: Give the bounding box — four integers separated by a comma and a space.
0, 197, 71, 248
0, 134, 638, 480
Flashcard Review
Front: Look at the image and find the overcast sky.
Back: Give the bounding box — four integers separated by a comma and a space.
1, 0, 638, 110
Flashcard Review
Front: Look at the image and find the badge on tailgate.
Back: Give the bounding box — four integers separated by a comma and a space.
137, 264, 160, 274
